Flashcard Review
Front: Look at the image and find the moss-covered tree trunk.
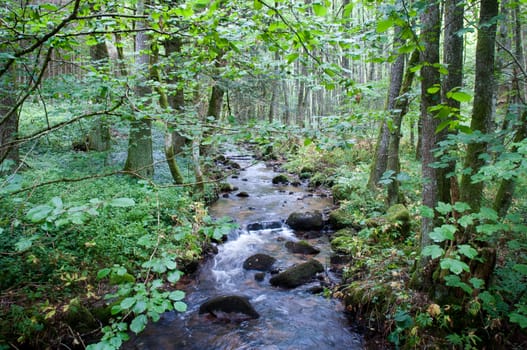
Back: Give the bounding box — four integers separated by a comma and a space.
368, 123, 390, 190
386, 49, 420, 206
438, 0, 464, 206
123, 0, 153, 178
157, 36, 185, 184
413, 1, 441, 291
459, 0, 499, 218
493, 4, 526, 218
87, 40, 111, 152
0, 70, 19, 172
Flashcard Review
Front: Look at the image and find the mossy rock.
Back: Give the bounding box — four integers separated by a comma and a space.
385, 204, 411, 238
330, 234, 366, 256
342, 281, 397, 320
272, 174, 290, 185
332, 228, 357, 238
109, 272, 135, 285
285, 240, 320, 255
64, 300, 98, 333
269, 259, 324, 288
219, 182, 237, 192
328, 207, 358, 230
387, 204, 410, 223
299, 172, 312, 180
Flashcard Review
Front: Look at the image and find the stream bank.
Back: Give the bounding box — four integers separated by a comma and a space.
125, 148, 364, 349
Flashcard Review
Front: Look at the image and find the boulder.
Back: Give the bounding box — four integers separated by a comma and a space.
272, 174, 290, 185
199, 295, 259, 320
269, 259, 324, 288
328, 207, 360, 230
285, 240, 320, 255
236, 191, 250, 197
243, 253, 276, 271
285, 210, 324, 231
246, 221, 282, 231
386, 204, 411, 237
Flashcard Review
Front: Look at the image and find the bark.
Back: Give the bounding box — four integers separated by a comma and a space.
438, 0, 464, 205
152, 40, 184, 184
368, 123, 390, 189
87, 40, 111, 152
123, 0, 154, 178
493, 6, 526, 218
0, 60, 20, 172
413, 2, 441, 291
386, 50, 420, 206
459, 0, 499, 218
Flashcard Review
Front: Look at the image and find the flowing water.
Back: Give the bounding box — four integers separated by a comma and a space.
126, 150, 363, 350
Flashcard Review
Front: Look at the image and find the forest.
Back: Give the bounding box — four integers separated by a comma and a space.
1, 0, 526, 348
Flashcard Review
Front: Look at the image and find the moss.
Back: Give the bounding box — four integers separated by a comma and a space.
272, 174, 290, 184
109, 272, 135, 285
328, 207, 357, 230
342, 280, 397, 323
64, 300, 98, 333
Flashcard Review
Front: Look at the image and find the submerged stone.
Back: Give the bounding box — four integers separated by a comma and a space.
285, 240, 320, 255
269, 259, 324, 288
286, 210, 324, 231
243, 253, 277, 271
272, 174, 290, 185
199, 295, 259, 320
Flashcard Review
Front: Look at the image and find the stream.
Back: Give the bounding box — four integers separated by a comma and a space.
126, 150, 363, 349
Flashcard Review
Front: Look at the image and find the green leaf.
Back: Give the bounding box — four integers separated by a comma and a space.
167, 270, 182, 283
120, 297, 136, 310
168, 290, 185, 301
26, 205, 53, 222
457, 244, 478, 259
458, 214, 473, 228
109, 198, 136, 207
130, 314, 147, 334
510, 312, 527, 328
174, 301, 187, 312
513, 264, 527, 275
133, 300, 147, 314
419, 205, 435, 219
469, 277, 485, 289
453, 202, 471, 213
51, 196, 63, 209
444, 275, 473, 294
449, 91, 472, 103
427, 85, 440, 94
422, 245, 444, 259
376, 18, 394, 33
15, 236, 37, 252
254, 0, 262, 10
286, 52, 299, 64
313, 3, 327, 16
429, 224, 456, 242
440, 258, 470, 275
97, 268, 111, 279
436, 202, 452, 215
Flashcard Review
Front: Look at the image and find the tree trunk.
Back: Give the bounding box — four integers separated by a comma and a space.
459, 0, 499, 218
386, 50, 420, 206
413, 2, 441, 291
438, 0, 464, 206
368, 123, 390, 190
123, 0, 154, 178
493, 5, 526, 218
0, 64, 20, 172
151, 40, 185, 184
87, 40, 111, 152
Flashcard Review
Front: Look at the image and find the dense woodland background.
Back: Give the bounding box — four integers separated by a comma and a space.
1, 0, 526, 349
